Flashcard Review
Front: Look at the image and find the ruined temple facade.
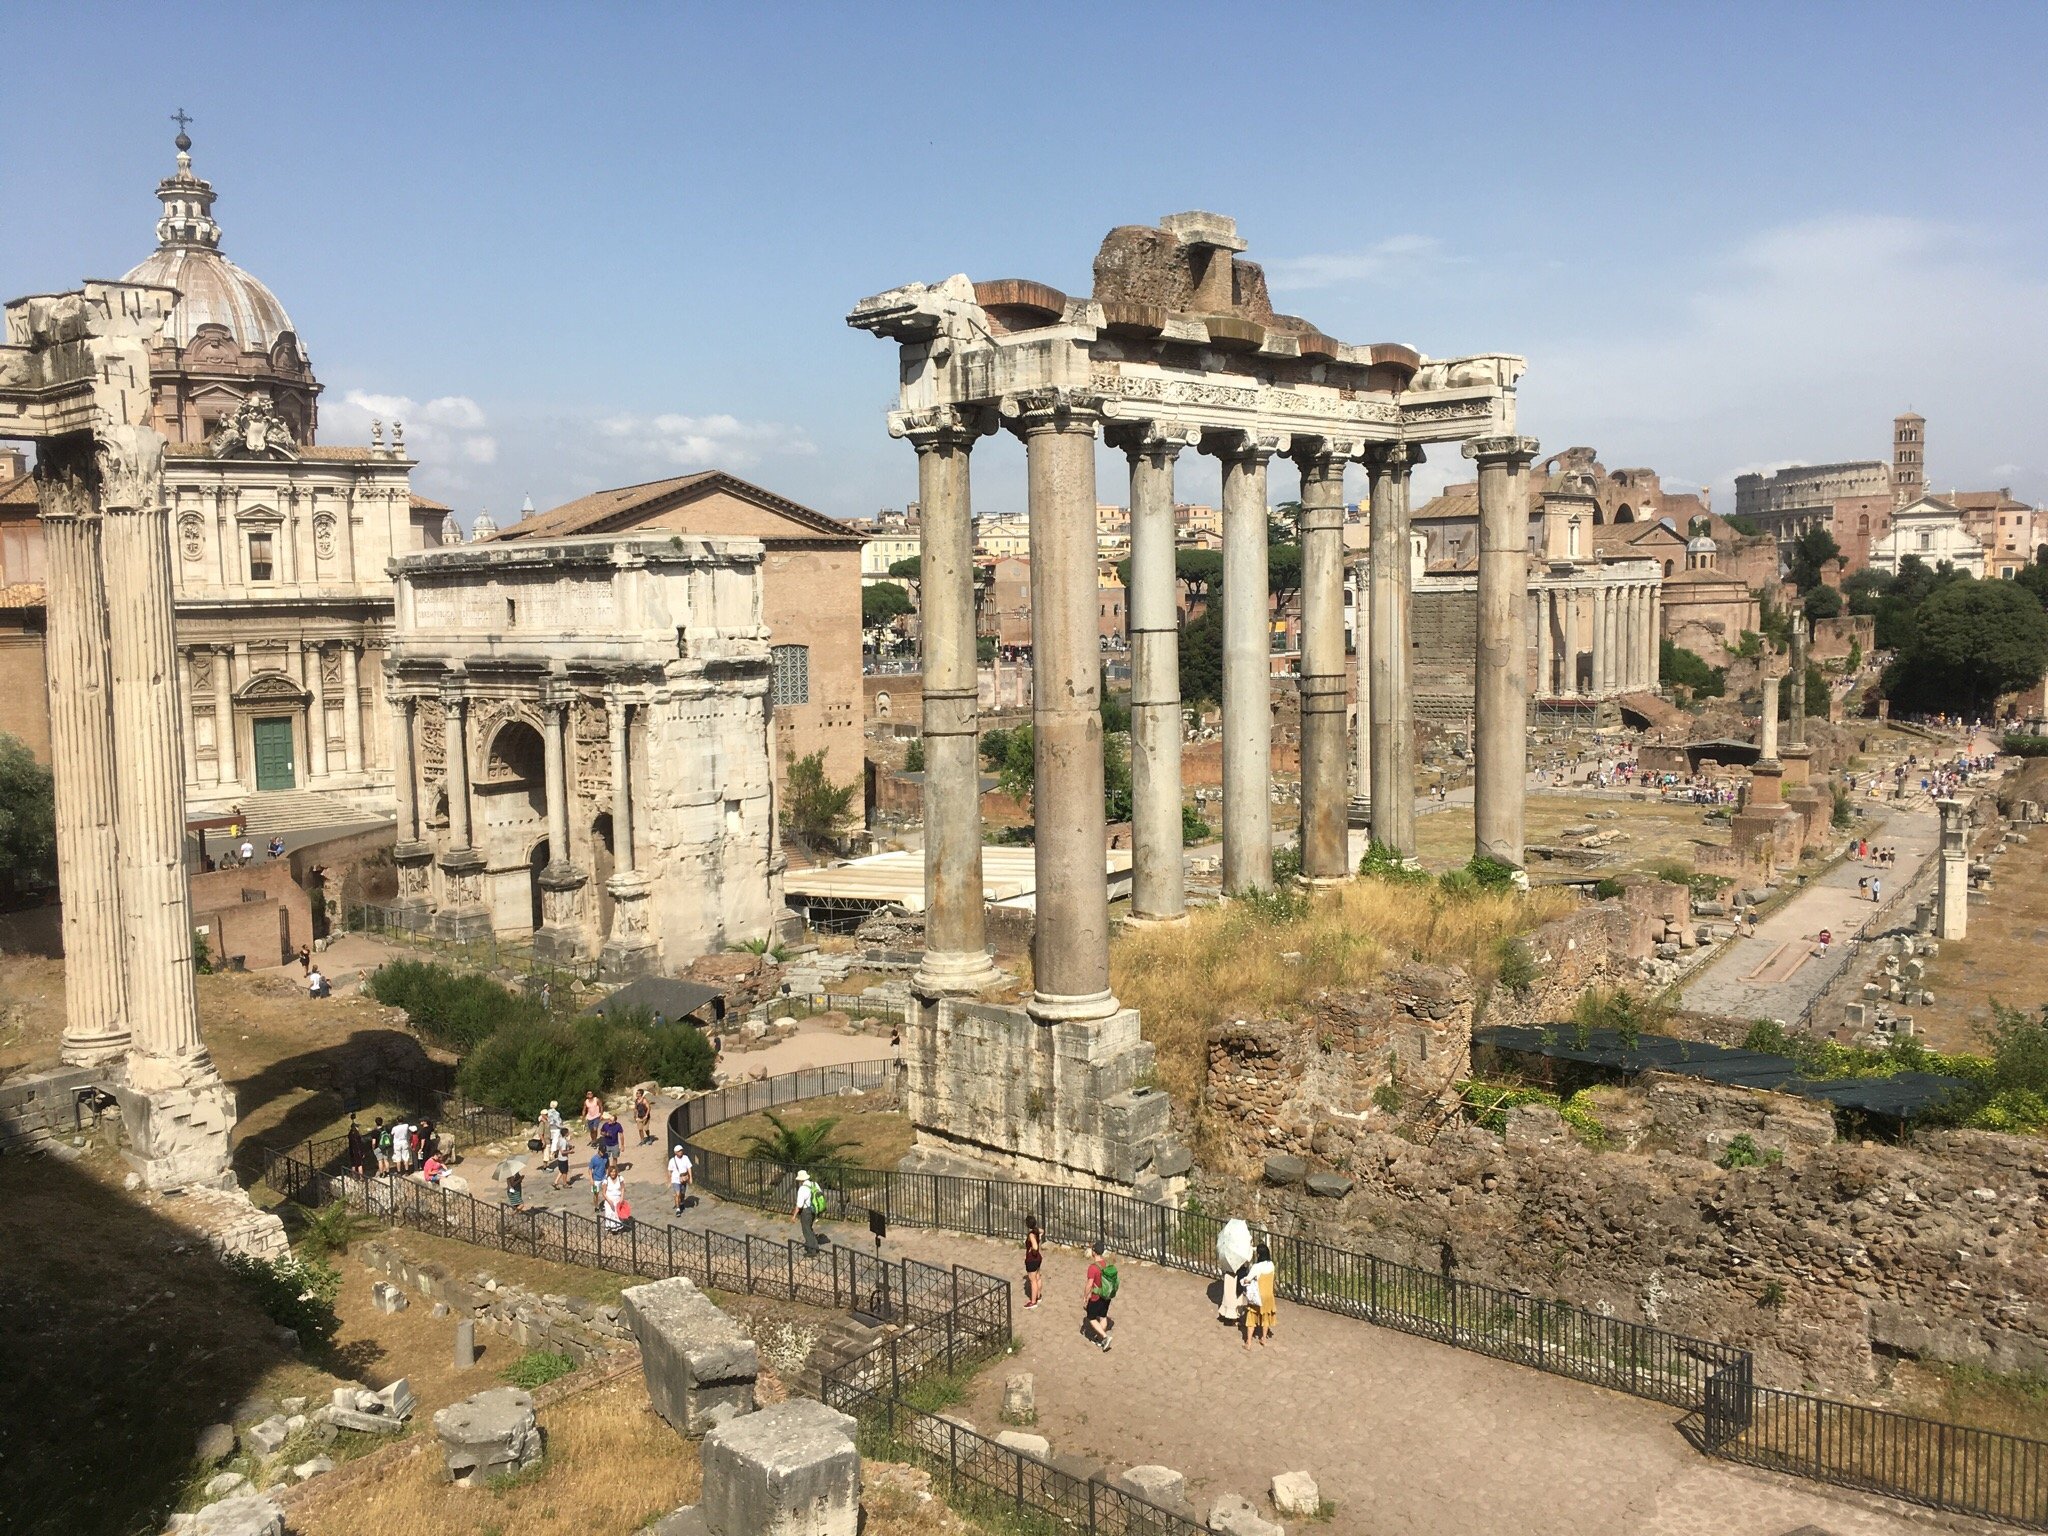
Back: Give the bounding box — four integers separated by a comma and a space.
387, 535, 783, 976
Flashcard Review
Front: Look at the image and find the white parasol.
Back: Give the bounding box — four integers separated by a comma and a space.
1216, 1218, 1254, 1272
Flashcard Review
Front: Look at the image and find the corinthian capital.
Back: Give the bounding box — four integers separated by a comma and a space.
1462, 434, 1541, 467
1104, 417, 1202, 460
1362, 440, 1424, 474
1002, 386, 1105, 437
892, 403, 997, 451
93, 423, 166, 514
1201, 427, 1289, 465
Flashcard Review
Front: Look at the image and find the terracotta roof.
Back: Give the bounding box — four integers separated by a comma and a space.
498, 470, 863, 545
1411, 484, 1478, 521
0, 478, 36, 507
409, 492, 451, 513
1950, 489, 2031, 512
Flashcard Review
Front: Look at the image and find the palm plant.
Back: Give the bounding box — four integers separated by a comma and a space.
738, 1112, 856, 1179
296, 1198, 377, 1261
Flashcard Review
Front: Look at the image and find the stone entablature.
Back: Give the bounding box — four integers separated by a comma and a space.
388, 535, 782, 974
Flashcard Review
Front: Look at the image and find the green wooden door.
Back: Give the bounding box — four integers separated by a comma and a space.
252, 716, 296, 791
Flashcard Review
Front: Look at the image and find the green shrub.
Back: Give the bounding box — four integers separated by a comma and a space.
1571, 985, 1666, 1049
1437, 867, 1479, 898
192, 928, 214, 975
458, 1007, 715, 1118
1271, 843, 1303, 883
222, 1252, 341, 1348
1463, 854, 1519, 892
368, 960, 543, 1053
296, 1200, 375, 1262
1592, 876, 1626, 900
1358, 841, 1430, 885
1495, 937, 1537, 996
902, 737, 926, 773
501, 1350, 577, 1389
1717, 1132, 1782, 1170
1233, 883, 1311, 923
2003, 734, 2048, 759
1181, 803, 1213, 845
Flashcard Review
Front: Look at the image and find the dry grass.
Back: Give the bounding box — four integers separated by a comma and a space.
692, 1101, 914, 1171
1911, 834, 2048, 1053
1886, 1360, 2048, 1443
375, 1226, 633, 1306
1114, 880, 1577, 1105
289, 1373, 698, 1536
1413, 792, 1723, 878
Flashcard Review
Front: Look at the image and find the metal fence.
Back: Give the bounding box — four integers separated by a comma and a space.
685, 1063, 2048, 1529
772, 992, 909, 1026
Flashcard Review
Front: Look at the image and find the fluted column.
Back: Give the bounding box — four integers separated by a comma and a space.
543, 696, 571, 864
305, 641, 329, 781
1015, 390, 1116, 1022
1212, 431, 1279, 892
903, 409, 1000, 992
1650, 586, 1663, 682
1350, 554, 1371, 824
341, 641, 364, 774
1367, 443, 1420, 856
444, 686, 473, 849
1468, 435, 1539, 869
97, 425, 204, 1064
610, 695, 635, 873
1121, 424, 1192, 922
1760, 672, 1781, 763
1536, 587, 1554, 699
1592, 587, 1611, 696
1788, 620, 1808, 749
35, 450, 130, 1064
392, 694, 419, 841
178, 649, 201, 789
212, 643, 238, 787
1295, 441, 1353, 883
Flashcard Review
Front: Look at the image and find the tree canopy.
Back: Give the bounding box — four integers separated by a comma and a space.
1887, 576, 2048, 713
861, 582, 913, 629
782, 751, 858, 844
1802, 584, 1843, 620
887, 555, 921, 579
1179, 606, 1224, 709
0, 735, 55, 906
1786, 527, 1841, 592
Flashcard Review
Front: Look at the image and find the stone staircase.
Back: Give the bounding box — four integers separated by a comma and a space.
233, 790, 392, 843
791, 1314, 891, 1399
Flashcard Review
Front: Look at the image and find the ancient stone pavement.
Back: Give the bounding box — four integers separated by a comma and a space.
498, 1096, 1972, 1536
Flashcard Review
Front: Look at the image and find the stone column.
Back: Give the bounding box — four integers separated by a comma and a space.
342, 641, 364, 774
610, 696, 634, 873
535, 689, 590, 962
1017, 390, 1116, 1022
1936, 798, 1968, 940
1366, 443, 1420, 855
1214, 432, 1278, 892
1788, 620, 1808, 749
1467, 436, 1539, 869
391, 695, 418, 839
543, 697, 571, 866
97, 425, 205, 1067
1535, 587, 1554, 700
305, 641, 329, 781
445, 687, 473, 848
1295, 441, 1353, 883
1650, 586, 1663, 680
34, 455, 130, 1064
1626, 586, 1643, 690
1597, 586, 1616, 696
212, 643, 238, 787
904, 409, 1000, 991
178, 649, 201, 791
1350, 554, 1371, 825
1123, 424, 1190, 921
1760, 672, 1781, 763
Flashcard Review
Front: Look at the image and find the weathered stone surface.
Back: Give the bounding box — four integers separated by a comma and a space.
995, 1430, 1049, 1460
1208, 1492, 1283, 1536
1270, 1471, 1321, 1516
621, 1276, 760, 1437
434, 1387, 543, 1486
201, 1474, 248, 1499
371, 1281, 408, 1313
1117, 1465, 1187, 1506
241, 1416, 288, 1457
1000, 1372, 1034, 1424
321, 1380, 414, 1435
1304, 1172, 1353, 1199
195, 1424, 235, 1463
455, 1318, 477, 1369
1261, 1154, 1307, 1187
292, 1456, 334, 1481
700, 1400, 859, 1536
168, 1491, 285, 1536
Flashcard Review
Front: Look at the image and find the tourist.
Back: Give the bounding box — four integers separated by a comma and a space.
546, 1099, 564, 1136
602, 1169, 626, 1227
1243, 1241, 1277, 1349
794, 1168, 824, 1255
238, 836, 255, 866
418, 1119, 439, 1162
533, 1106, 551, 1154
373, 1117, 392, 1176
589, 1145, 610, 1211
1023, 1214, 1044, 1310
583, 1091, 604, 1146
1817, 928, 1832, 956
600, 1110, 625, 1164
548, 1124, 572, 1189
390, 1118, 412, 1173
307, 965, 329, 999
346, 1117, 368, 1180
1871, 876, 1882, 904
297, 944, 312, 975
1083, 1241, 1116, 1352
668, 1144, 692, 1213
421, 1151, 446, 1186
1216, 1217, 1252, 1325
633, 1087, 654, 1146
505, 1170, 525, 1210
268, 834, 285, 861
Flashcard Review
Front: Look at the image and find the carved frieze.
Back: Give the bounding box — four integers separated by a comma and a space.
574, 699, 610, 806
321, 651, 344, 689
313, 512, 337, 560
190, 650, 213, 690
417, 698, 447, 780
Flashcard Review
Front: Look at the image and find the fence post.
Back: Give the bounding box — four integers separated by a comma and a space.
745, 1237, 754, 1294
833, 1244, 842, 1311
666, 1224, 675, 1277
787, 1242, 796, 1300
1088, 1477, 1098, 1536
704, 1228, 713, 1284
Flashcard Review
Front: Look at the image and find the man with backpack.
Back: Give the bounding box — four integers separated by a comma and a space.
1084, 1241, 1118, 1351
793, 1168, 825, 1255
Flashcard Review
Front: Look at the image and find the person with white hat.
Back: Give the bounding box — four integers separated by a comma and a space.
793, 1168, 823, 1255
668, 1144, 693, 1214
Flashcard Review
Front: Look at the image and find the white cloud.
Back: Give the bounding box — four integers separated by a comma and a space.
332, 389, 499, 467
590, 412, 815, 470
1263, 234, 1449, 291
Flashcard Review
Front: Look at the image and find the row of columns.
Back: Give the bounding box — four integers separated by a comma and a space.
905, 398, 1539, 1023
1534, 579, 1660, 699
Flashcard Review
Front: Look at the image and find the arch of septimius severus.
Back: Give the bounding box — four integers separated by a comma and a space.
851, 212, 1538, 1192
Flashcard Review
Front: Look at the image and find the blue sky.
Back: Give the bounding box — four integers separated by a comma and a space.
8, 2, 2047, 525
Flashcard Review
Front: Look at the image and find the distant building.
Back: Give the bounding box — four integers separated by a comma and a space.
974, 514, 1031, 559
1893, 413, 1926, 508
1867, 497, 1986, 579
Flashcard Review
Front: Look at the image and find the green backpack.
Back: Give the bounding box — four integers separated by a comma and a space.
1097, 1262, 1119, 1301
810, 1182, 828, 1215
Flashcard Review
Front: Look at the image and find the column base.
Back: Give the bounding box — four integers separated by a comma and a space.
1302, 875, 1349, 890
599, 939, 660, 983
1026, 986, 1121, 1024
912, 948, 1003, 999
59, 1031, 133, 1069
1348, 796, 1373, 831
434, 906, 494, 942
394, 840, 436, 909
534, 926, 589, 965
1122, 910, 1190, 929
115, 1052, 236, 1192
601, 870, 660, 981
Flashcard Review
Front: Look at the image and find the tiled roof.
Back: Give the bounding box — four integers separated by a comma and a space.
0, 478, 36, 507
498, 470, 863, 545
409, 492, 451, 513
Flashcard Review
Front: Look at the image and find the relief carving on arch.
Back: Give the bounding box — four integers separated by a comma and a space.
574, 699, 611, 807
416, 698, 446, 780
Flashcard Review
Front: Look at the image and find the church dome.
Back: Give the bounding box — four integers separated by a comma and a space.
470, 508, 499, 541
120, 135, 301, 355
1686, 535, 1718, 555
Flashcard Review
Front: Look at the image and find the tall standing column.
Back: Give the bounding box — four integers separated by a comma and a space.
341, 641, 364, 774
610, 695, 635, 873
178, 649, 201, 790
1214, 432, 1278, 891
1122, 424, 1191, 921
392, 695, 419, 842
1536, 587, 1555, 699
1650, 586, 1662, 684
1593, 587, 1612, 696
212, 643, 238, 787
445, 686, 473, 849
542, 697, 571, 865
1351, 554, 1372, 824
1467, 436, 1539, 869
1760, 672, 1781, 763
1016, 391, 1116, 1022
904, 409, 1000, 991
1295, 441, 1353, 883
98, 425, 205, 1065
35, 454, 130, 1064
1789, 620, 1808, 748
305, 641, 329, 781
1366, 443, 1420, 856
1626, 586, 1642, 691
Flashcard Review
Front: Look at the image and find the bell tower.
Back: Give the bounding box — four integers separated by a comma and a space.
1893, 412, 1926, 508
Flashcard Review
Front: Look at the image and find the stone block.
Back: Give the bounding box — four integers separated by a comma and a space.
434, 1387, 543, 1487
1154, 1142, 1195, 1179
1118, 1465, 1187, 1506
455, 1318, 477, 1369
996, 1430, 1050, 1460
371, 1281, 408, 1313
242, 1416, 289, 1457
1261, 1154, 1307, 1187
1001, 1372, 1035, 1424
292, 1456, 334, 1481
202, 1474, 248, 1500
1209, 1493, 1283, 1536
700, 1400, 860, 1536
1304, 1172, 1354, 1199
1270, 1471, 1321, 1517
173, 1492, 285, 1536
621, 1277, 760, 1437
195, 1424, 235, 1463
